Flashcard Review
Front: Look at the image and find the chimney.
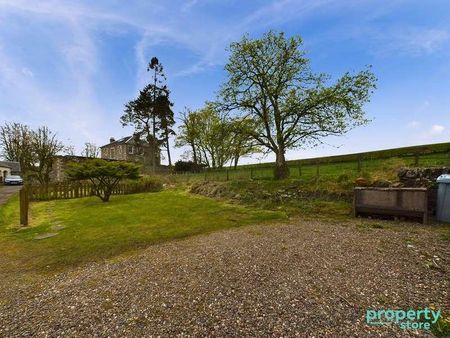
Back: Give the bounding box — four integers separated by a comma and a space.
110, 137, 115, 143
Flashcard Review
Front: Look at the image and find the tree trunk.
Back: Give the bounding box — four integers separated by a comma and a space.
274, 148, 289, 179
152, 116, 156, 173
191, 143, 198, 165
166, 135, 172, 167
233, 155, 239, 169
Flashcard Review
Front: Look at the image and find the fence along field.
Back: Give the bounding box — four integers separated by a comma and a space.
175, 142, 450, 182
26, 180, 160, 201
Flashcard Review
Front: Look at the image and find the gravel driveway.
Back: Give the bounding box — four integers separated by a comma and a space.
0, 219, 448, 337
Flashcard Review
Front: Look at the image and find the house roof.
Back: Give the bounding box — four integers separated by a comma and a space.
100, 135, 150, 148
0, 161, 21, 172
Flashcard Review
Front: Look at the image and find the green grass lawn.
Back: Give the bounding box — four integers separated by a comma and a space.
0, 190, 286, 276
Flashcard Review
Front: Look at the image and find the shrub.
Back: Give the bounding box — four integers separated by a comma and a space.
337, 173, 350, 183
174, 160, 203, 173
66, 159, 140, 202
139, 176, 164, 192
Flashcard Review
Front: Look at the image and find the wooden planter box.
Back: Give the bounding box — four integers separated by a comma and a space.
353, 187, 428, 224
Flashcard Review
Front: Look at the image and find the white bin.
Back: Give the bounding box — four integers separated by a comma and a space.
436, 174, 450, 222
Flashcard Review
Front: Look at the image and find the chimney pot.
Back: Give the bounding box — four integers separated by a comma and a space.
110, 137, 115, 143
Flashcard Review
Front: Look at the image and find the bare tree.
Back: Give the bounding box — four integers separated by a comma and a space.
0, 122, 33, 172
28, 126, 64, 185
82, 142, 99, 158
64, 144, 76, 156
0, 122, 64, 184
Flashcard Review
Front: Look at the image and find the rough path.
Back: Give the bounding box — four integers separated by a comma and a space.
0, 185, 21, 206
0, 220, 448, 337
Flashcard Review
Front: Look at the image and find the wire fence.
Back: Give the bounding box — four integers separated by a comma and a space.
172, 151, 450, 182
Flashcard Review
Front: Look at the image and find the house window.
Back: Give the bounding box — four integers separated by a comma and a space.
128, 145, 134, 154
135, 146, 143, 155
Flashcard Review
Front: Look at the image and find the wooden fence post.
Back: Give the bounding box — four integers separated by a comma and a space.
226, 169, 229, 181
20, 186, 29, 226
357, 155, 362, 172
250, 167, 254, 180
316, 162, 320, 178
298, 164, 302, 177
414, 152, 419, 166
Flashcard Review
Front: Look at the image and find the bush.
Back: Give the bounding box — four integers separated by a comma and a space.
66, 159, 140, 202
139, 176, 164, 192
337, 173, 350, 183
174, 160, 203, 173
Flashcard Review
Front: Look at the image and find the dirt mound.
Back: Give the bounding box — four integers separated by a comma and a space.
190, 181, 352, 203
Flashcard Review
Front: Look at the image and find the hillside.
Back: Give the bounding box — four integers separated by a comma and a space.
175, 142, 450, 182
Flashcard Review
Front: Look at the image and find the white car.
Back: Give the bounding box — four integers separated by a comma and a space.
4, 175, 23, 185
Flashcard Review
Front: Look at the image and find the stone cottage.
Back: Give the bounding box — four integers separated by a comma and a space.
0, 161, 21, 182
100, 135, 159, 168
48, 136, 163, 182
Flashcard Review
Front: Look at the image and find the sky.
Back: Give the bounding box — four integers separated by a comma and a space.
0, 0, 449, 165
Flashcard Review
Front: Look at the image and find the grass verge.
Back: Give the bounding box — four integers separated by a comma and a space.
189, 179, 352, 220
0, 190, 286, 276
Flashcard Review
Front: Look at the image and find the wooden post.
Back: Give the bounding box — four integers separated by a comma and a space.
250, 167, 254, 180
353, 188, 358, 218
414, 152, 419, 166
298, 164, 302, 177
20, 186, 29, 226
423, 189, 428, 225
316, 162, 320, 178
226, 169, 229, 181
357, 155, 362, 172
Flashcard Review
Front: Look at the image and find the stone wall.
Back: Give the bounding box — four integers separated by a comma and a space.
397, 167, 450, 187
49, 156, 90, 182
49, 155, 168, 182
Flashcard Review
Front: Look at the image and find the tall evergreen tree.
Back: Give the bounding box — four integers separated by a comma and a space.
121, 57, 175, 170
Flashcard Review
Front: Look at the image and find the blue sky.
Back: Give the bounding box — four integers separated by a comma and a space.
1, 0, 449, 164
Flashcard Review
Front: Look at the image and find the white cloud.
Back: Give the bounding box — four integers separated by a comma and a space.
20, 67, 33, 77
429, 124, 445, 135
406, 120, 420, 128
386, 28, 450, 55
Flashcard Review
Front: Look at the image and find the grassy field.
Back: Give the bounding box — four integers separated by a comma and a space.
0, 190, 285, 277
174, 142, 450, 182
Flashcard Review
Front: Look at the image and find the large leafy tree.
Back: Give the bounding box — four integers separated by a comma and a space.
176, 103, 257, 169
228, 118, 260, 169
66, 159, 140, 202
121, 57, 175, 170
176, 108, 203, 165
176, 103, 230, 168
220, 31, 376, 179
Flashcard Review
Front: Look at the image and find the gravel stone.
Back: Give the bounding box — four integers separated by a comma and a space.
1, 219, 448, 337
